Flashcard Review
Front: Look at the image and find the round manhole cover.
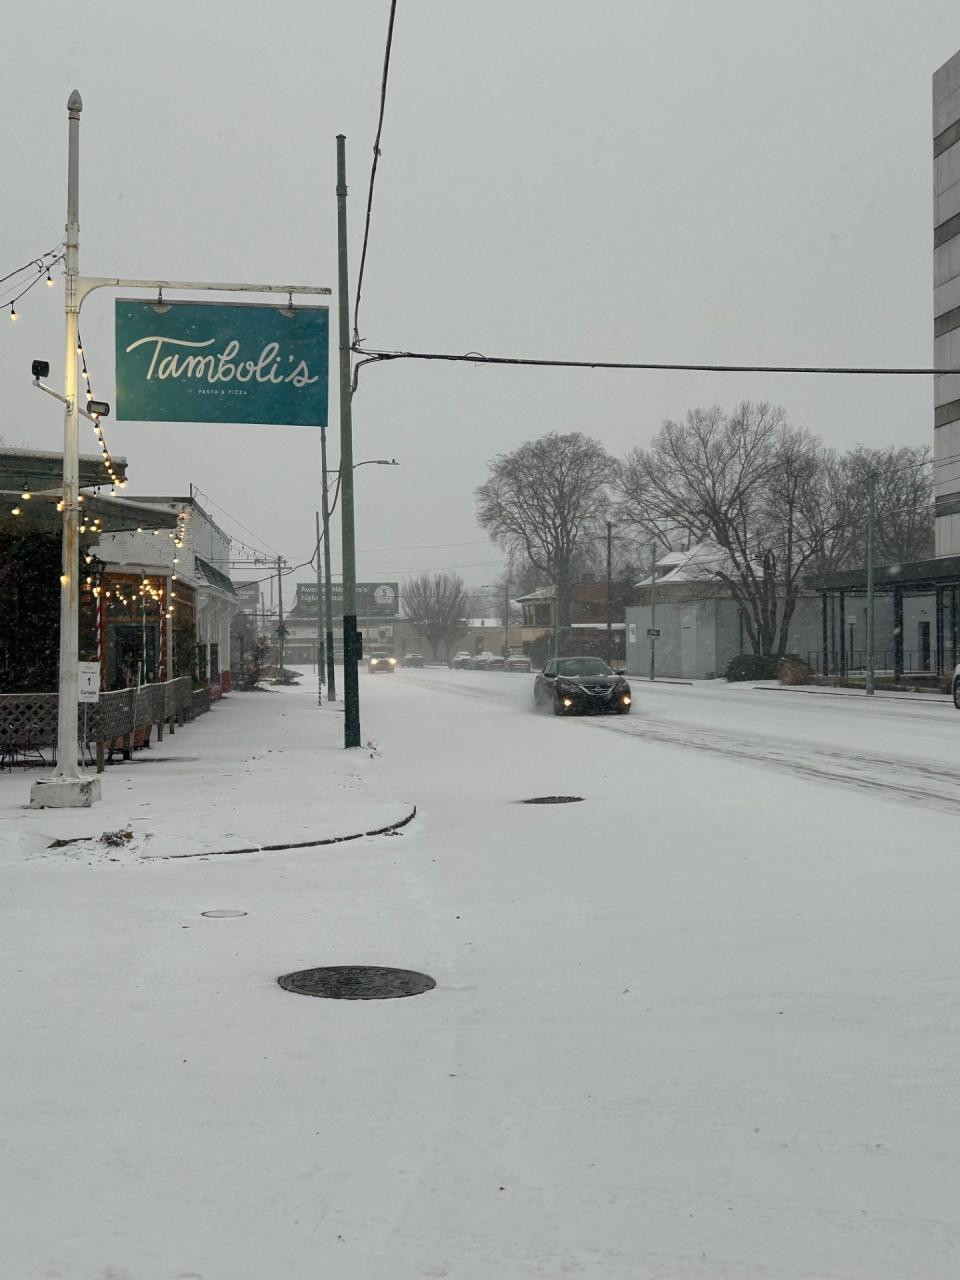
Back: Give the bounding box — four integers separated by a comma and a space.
201, 909, 248, 918
277, 965, 436, 1000
521, 795, 584, 805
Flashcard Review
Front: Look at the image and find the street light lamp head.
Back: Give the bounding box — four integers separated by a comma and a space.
31, 359, 50, 380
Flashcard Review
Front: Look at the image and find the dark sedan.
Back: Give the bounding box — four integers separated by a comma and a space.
533, 657, 632, 716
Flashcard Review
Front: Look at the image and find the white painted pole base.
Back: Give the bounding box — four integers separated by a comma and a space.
29, 777, 102, 809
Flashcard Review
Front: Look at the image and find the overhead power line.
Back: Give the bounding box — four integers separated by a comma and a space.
353, 0, 398, 347
352, 345, 960, 378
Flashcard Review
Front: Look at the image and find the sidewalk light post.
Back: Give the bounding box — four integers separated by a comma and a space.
336, 134, 360, 748
30, 91, 94, 808
649, 542, 658, 682
865, 471, 876, 696
320, 427, 336, 698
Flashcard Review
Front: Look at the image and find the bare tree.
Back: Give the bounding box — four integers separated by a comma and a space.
400, 572, 469, 660
475, 432, 618, 637
617, 402, 834, 658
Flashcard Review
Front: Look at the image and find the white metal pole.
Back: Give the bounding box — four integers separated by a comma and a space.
35, 91, 91, 804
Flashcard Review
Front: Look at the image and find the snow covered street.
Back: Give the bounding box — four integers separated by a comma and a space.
3, 669, 960, 1279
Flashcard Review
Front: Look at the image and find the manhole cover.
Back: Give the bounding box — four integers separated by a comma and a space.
521, 795, 584, 805
277, 965, 436, 1000
201, 909, 248, 918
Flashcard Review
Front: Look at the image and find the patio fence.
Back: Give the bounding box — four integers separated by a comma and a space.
0, 676, 196, 769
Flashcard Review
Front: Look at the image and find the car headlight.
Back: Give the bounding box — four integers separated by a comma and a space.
562, 697, 573, 707
388, 657, 397, 665
621, 694, 631, 705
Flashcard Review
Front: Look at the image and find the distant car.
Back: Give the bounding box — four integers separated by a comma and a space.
368, 654, 398, 673
473, 651, 504, 671
534, 656, 632, 716
449, 652, 474, 669
401, 653, 424, 668
503, 653, 532, 672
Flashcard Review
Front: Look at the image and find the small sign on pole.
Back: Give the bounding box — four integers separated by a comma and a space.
646, 628, 661, 638
78, 662, 101, 703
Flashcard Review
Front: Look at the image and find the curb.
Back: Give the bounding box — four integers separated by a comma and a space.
752, 685, 949, 706
49, 805, 419, 860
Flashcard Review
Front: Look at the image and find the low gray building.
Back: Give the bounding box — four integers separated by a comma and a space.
624, 543, 905, 680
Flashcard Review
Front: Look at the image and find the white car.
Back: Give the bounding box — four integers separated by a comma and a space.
503, 653, 532, 672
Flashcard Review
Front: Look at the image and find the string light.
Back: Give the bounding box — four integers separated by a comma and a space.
76, 327, 125, 490
0, 248, 65, 319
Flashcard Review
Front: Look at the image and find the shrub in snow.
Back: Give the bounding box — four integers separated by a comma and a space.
724, 654, 781, 681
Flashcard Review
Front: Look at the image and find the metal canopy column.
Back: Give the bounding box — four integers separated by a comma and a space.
936, 588, 945, 676
838, 590, 846, 676
894, 586, 904, 681
820, 592, 828, 678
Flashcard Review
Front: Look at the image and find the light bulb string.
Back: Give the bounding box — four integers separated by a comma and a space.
2, 250, 64, 311
76, 326, 125, 491
0, 245, 62, 291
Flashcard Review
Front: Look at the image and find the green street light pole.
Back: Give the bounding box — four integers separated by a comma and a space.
865, 470, 876, 696
336, 134, 360, 748
320, 427, 336, 699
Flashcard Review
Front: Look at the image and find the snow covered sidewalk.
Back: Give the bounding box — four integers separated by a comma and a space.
0, 675, 414, 862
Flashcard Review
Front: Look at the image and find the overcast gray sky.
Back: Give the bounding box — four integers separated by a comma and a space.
2, 1, 959, 599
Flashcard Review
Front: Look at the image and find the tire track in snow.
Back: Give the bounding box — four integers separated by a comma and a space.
582, 714, 960, 816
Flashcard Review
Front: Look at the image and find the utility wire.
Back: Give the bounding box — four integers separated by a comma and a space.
353, 345, 960, 378
2, 254, 64, 312
352, 0, 398, 347
190, 487, 281, 558
0, 245, 61, 289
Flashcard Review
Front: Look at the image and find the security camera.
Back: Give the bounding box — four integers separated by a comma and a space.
31, 359, 50, 380
87, 400, 110, 417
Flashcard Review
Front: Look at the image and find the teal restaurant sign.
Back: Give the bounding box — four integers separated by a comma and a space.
115, 300, 328, 426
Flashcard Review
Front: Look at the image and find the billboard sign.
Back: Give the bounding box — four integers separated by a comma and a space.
293, 582, 398, 618
234, 581, 261, 612
115, 300, 329, 426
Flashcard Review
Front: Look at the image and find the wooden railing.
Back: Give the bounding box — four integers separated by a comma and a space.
0, 676, 196, 771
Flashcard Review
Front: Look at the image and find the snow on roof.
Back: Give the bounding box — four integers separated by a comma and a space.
634, 541, 743, 587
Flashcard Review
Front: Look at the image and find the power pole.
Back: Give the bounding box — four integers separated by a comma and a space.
33, 92, 97, 807
320, 428, 336, 699
276, 555, 285, 679
315, 510, 324, 705
865, 471, 876, 696
337, 134, 361, 747
504, 578, 510, 657
606, 521, 613, 665
649, 541, 658, 682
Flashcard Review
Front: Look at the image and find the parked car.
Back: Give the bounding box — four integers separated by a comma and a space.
473, 651, 504, 671
503, 653, 532, 672
368, 654, 398, 673
533, 656, 632, 715
401, 653, 424, 668
449, 652, 474, 669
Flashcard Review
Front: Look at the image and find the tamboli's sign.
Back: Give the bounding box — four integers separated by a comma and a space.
115, 300, 329, 426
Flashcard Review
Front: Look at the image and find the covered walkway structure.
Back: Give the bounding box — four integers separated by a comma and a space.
807, 555, 960, 681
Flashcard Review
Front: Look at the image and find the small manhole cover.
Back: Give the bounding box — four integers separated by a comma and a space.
521, 795, 584, 805
201, 909, 248, 918
277, 965, 436, 1000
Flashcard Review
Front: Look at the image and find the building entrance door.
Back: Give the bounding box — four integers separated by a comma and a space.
918, 620, 931, 671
